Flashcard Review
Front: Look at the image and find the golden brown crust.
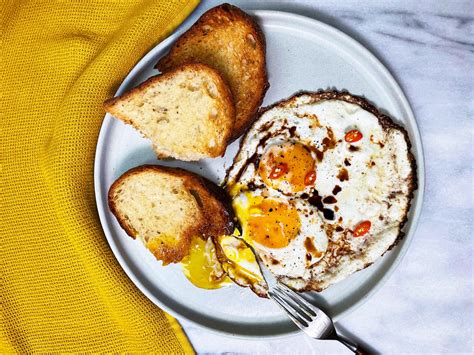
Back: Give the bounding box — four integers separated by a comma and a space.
226, 90, 418, 293
156, 3, 269, 140
190, 177, 235, 238
149, 233, 194, 265
108, 165, 235, 264
103, 63, 235, 160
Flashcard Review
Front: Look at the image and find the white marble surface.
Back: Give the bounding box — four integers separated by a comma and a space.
178, 0, 474, 353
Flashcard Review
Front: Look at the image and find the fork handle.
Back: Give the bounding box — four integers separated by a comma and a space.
333, 333, 373, 354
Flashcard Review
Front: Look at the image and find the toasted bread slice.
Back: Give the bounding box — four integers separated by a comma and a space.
104, 63, 235, 161
108, 165, 234, 264
156, 3, 268, 139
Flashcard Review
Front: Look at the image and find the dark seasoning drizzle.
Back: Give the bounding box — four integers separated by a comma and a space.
229, 111, 375, 267
230, 116, 353, 224
229, 121, 275, 187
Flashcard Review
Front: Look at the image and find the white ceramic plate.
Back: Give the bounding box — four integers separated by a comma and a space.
94, 10, 424, 338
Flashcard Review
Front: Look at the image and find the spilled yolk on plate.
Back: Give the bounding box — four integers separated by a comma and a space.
180, 231, 264, 291
181, 236, 231, 289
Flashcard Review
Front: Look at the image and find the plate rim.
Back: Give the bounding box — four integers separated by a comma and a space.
94, 9, 425, 339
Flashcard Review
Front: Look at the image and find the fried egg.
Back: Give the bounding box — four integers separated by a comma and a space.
224, 92, 416, 293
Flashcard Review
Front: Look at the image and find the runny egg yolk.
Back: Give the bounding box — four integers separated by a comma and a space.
181, 236, 231, 289
258, 142, 316, 193
247, 199, 301, 248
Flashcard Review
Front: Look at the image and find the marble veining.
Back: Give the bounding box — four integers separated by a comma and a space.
176, 0, 473, 353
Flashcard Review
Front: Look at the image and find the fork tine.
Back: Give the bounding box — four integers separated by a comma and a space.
271, 292, 308, 330
271, 291, 311, 323
272, 286, 315, 320
276, 282, 319, 315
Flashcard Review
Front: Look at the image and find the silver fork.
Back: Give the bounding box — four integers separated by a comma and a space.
254, 251, 372, 354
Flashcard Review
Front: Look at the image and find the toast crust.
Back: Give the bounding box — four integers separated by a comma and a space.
104, 63, 235, 160
156, 3, 269, 139
108, 165, 235, 264
192, 177, 235, 239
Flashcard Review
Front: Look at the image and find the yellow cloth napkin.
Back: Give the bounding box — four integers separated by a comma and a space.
1, 0, 200, 352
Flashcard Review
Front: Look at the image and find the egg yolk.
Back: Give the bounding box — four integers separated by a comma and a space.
258, 142, 316, 193
247, 199, 301, 248
181, 236, 231, 289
